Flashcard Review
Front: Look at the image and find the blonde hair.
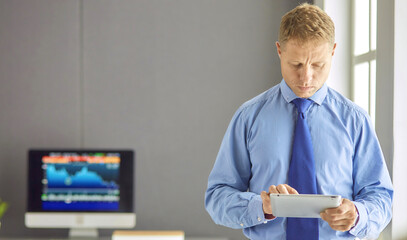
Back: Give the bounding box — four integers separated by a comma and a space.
278, 3, 335, 48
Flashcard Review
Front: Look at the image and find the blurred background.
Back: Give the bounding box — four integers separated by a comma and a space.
0, 0, 406, 239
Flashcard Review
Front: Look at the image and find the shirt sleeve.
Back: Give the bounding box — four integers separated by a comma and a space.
349, 114, 393, 239
205, 108, 268, 229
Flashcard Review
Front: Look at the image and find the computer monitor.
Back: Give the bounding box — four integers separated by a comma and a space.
25, 149, 136, 238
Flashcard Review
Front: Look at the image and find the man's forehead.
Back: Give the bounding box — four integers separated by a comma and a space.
280, 39, 333, 57
283, 39, 331, 49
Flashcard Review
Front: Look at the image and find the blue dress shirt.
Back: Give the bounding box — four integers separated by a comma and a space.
205, 80, 393, 239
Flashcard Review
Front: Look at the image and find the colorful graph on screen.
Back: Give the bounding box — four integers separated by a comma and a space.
41, 152, 121, 211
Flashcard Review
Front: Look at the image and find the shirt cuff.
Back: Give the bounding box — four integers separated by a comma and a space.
245, 195, 271, 226
350, 205, 359, 230
349, 201, 367, 236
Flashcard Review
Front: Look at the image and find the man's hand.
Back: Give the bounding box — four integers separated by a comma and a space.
320, 198, 358, 232
260, 184, 299, 215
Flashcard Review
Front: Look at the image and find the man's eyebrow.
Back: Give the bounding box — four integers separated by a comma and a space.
289, 60, 326, 64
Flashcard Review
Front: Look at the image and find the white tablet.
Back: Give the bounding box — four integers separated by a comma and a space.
270, 194, 342, 218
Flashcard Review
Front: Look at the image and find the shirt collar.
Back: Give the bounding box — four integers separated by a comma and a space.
280, 79, 327, 105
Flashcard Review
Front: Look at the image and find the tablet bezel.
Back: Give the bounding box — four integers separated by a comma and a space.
270, 194, 341, 218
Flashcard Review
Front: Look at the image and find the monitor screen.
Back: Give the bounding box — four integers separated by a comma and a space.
26, 149, 136, 238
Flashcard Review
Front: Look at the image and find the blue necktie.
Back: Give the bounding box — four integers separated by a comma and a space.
286, 98, 318, 240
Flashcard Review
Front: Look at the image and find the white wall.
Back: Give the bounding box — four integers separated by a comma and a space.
392, 0, 407, 238
319, 0, 351, 98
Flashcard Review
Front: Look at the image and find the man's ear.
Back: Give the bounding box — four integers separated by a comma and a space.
332, 43, 337, 56
276, 41, 282, 58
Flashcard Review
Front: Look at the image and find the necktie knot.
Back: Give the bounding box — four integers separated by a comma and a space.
292, 98, 313, 118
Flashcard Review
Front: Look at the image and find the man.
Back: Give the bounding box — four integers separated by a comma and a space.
205, 3, 393, 240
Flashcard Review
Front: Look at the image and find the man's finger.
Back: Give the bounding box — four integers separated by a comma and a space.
322, 210, 356, 223
320, 198, 358, 232
261, 191, 270, 203
283, 184, 299, 194
323, 199, 355, 216
269, 185, 278, 194
261, 191, 272, 214
329, 224, 352, 232
329, 218, 355, 227
276, 184, 289, 194
327, 221, 354, 232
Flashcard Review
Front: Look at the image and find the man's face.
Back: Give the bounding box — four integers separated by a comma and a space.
276, 39, 336, 98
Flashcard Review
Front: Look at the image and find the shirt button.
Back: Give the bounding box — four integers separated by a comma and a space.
240, 223, 244, 227
257, 217, 262, 222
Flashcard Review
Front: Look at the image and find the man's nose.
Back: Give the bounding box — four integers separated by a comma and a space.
300, 66, 313, 84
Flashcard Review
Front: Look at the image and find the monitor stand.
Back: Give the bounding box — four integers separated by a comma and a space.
69, 228, 98, 239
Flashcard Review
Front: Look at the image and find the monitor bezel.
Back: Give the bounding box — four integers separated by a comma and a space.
27, 149, 134, 213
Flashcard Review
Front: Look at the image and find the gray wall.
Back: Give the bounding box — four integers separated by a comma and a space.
0, 0, 301, 239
